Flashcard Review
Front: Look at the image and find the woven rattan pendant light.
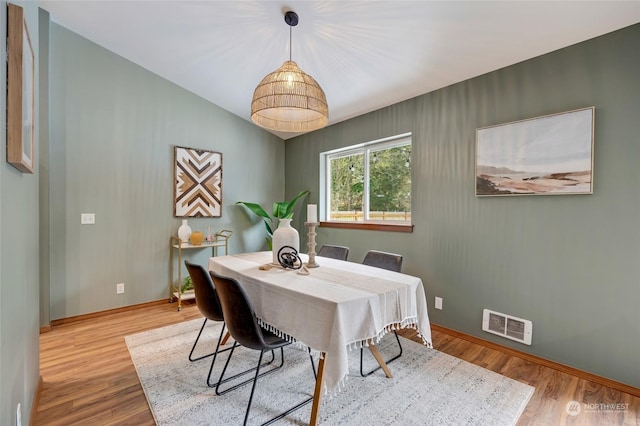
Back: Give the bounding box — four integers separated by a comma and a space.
251, 11, 328, 133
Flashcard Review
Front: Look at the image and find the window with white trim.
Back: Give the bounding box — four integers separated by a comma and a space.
320, 133, 411, 224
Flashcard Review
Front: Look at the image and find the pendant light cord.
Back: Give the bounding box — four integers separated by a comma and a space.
284, 11, 298, 62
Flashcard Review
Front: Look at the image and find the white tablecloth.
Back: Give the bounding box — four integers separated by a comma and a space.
208, 251, 432, 394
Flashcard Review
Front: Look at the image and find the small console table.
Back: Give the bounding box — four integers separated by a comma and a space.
169, 229, 232, 311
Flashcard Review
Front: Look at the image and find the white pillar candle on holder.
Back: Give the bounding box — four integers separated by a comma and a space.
307, 204, 317, 223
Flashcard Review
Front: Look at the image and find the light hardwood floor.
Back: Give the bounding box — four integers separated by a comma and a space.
36, 301, 639, 425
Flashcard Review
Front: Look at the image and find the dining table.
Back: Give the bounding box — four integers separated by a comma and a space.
208, 251, 432, 425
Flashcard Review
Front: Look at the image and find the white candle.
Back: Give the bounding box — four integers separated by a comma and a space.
307, 204, 317, 223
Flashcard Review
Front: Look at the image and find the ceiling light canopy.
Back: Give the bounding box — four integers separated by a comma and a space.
251, 11, 328, 133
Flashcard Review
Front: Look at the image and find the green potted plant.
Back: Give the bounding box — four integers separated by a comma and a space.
181, 276, 193, 294
236, 190, 309, 249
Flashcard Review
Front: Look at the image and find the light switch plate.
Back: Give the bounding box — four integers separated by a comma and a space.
435, 297, 443, 310
81, 213, 95, 224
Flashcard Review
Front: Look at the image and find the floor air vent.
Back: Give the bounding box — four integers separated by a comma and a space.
482, 309, 532, 345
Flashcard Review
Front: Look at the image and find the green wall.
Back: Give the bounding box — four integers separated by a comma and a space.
1, 2, 41, 424
286, 24, 640, 388
45, 23, 284, 321
2, 9, 637, 424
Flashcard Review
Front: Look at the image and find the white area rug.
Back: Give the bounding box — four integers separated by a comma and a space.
126, 319, 534, 425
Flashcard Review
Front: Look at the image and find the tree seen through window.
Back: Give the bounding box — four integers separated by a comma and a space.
326, 136, 411, 223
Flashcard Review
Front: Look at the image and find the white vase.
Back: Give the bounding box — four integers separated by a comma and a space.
272, 219, 300, 264
178, 219, 192, 244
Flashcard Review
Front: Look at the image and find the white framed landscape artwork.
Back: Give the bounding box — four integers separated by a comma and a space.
475, 107, 595, 196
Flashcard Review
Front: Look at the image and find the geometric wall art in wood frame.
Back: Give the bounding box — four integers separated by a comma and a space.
174, 146, 222, 217
475, 106, 595, 196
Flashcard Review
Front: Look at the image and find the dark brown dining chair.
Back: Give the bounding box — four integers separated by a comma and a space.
184, 260, 229, 365
210, 270, 317, 426
185, 261, 277, 388
360, 250, 404, 376
317, 244, 350, 261
184, 260, 240, 386
362, 249, 403, 273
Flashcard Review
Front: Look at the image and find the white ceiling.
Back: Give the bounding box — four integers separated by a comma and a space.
38, 1, 640, 140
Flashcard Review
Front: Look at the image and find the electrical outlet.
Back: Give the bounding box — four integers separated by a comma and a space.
81, 213, 95, 224
16, 403, 21, 426
116, 283, 125, 294
435, 297, 443, 310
